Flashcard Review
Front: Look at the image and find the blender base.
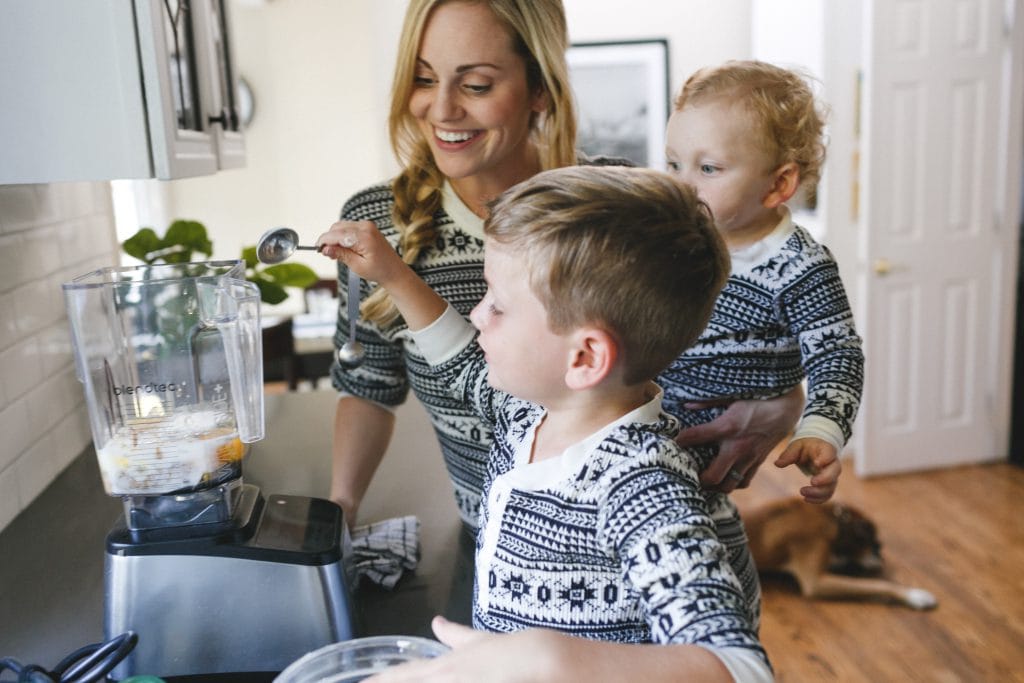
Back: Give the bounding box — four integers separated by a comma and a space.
104, 485, 356, 679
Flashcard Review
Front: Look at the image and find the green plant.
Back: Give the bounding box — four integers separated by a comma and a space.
122, 219, 213, 264
121, 220, 318, 305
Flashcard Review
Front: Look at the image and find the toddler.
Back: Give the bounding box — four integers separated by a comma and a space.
662, 60, 865, 504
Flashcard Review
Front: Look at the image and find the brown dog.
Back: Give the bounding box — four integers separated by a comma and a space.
741, 497, 937, 609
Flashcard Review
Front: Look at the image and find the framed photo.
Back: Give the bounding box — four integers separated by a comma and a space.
567, 39, 670, 169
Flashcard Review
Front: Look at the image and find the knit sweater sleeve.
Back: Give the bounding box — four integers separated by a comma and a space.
411, 304, 505, 427
779, 241, 865, 447
596, 430, 769, 663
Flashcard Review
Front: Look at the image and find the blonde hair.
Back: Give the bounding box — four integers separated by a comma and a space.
365, 0, 577, 325
676, 60, 827, 203
485, 166, 730, 385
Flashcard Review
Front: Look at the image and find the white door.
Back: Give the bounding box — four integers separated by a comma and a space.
855, 0, 1024, 475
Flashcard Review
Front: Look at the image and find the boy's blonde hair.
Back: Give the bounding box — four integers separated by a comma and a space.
485, 166, 729, 385
676, 60, 827, 202
365, 0, 577, 325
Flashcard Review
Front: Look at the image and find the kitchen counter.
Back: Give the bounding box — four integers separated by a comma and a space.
0, 388, 471, 675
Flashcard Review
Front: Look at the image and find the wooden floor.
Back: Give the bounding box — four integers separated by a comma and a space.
732, 457, 1024, 682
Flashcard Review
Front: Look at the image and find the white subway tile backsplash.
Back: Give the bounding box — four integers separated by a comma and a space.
0, 292, 16, 352
58, 182, 99, 219
47, 273, 68, 327
23, 224, 62, 280
0, 184, 45, 232
0, 337, 43, 403
56, 215, 118, 272
87, 214, 120, 263
0, 465, 19, 533
0, 180, 117, 532
38, 322, 73, 376
12, 279, 51, 337
0, 233, 26, 294
0, 400, 32, 472
25, 370, 67, 439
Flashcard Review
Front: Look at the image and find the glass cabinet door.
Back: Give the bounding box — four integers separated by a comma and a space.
134, 0, 219, 178
159, 0, 202, 133
200, 0, 246, 168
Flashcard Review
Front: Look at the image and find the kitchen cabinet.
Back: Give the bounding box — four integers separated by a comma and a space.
0, 0, 245, 184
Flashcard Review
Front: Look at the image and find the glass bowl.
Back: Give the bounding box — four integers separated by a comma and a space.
275, 636, 449, 682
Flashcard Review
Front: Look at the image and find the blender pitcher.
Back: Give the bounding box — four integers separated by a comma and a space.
63, 260, 264, 526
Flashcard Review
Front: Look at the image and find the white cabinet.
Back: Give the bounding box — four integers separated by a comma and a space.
0, 0, 245, 184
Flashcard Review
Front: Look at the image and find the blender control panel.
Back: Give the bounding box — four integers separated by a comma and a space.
254, 494, 344, 563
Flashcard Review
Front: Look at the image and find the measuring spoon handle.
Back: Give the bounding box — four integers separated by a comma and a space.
347, 268, 360, 342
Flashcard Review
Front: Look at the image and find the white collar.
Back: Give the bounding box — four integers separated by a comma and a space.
729, 207, 796, 275
441, 181, 485, 239
505, 383, 666, 488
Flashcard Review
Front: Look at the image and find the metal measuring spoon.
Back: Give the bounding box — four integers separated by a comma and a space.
256, 226, 365, 367
255, 226, 323, 264
336, 268, 365, 367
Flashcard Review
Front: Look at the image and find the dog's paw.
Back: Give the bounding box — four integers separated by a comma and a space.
904, 587, 938, 610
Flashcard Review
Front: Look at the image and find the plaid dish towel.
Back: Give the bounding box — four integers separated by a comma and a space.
349, 515, 421, 589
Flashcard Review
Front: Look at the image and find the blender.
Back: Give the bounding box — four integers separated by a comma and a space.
63, 260, 355, 679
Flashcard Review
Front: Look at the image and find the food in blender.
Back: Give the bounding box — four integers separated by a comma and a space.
96, 409, 243, 496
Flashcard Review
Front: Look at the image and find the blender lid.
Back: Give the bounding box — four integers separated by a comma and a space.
63, 259, 247, 288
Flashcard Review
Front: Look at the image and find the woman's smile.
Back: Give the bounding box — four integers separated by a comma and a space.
433, 127, 481, 147
408, 2, 545, 208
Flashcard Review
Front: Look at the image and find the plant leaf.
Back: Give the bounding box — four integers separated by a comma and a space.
253, 278, 288, 305
241, 245, 258, 270
122, 228, 162, 263
262, 263, 319, 289
165, 220, 213, 259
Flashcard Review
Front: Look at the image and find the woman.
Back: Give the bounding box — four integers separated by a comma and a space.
327, 0, 803, 533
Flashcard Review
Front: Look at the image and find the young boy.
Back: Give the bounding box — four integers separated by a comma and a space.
319, 165, 772, 682
662, 60, 864, 505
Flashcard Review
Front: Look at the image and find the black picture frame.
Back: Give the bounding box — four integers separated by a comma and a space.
567, 39, 670, 169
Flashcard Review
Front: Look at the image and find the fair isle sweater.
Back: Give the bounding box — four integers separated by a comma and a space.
659, 211, 864, 453
330, 181, 491, 527
413, 307, 771, 679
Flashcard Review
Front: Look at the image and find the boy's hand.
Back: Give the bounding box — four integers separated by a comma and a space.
317, 220, 408, 287
317, 220, 447, 331
366, 617, 556, 682
774, 437, 841, 504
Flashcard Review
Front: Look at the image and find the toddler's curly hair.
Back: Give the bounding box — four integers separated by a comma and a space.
677, 60, 828, 202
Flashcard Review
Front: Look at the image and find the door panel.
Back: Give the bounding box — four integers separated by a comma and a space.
857, 0, 1014, 474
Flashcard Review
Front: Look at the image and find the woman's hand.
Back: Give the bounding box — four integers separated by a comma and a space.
317, 220, 408, 287
676, 384, 804, 492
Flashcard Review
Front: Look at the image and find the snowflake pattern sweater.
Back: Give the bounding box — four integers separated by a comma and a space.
412, 309, 769, 669
659, 213, 864, 452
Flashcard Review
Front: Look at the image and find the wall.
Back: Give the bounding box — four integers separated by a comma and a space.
0, 183, 119, 531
